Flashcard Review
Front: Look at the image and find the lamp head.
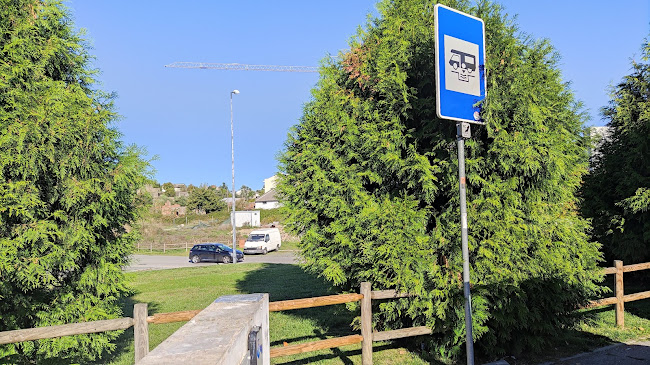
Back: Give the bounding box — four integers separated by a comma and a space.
231, 90, 240, 95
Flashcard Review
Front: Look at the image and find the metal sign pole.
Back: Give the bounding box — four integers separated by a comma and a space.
456, 122, 474, 365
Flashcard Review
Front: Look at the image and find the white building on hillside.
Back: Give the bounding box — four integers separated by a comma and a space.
255, 189, 281, 210
264, 175, 278, 193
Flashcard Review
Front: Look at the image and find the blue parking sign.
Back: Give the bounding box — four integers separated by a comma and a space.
434, 4, 486, 124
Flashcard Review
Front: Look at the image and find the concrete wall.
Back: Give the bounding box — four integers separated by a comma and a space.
139, 293, 270, 365
234, 210, 260, 227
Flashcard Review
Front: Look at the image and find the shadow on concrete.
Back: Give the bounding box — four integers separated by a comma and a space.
550, 341, 650, 364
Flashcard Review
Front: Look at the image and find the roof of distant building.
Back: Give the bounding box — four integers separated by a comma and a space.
255, 189, 278, 203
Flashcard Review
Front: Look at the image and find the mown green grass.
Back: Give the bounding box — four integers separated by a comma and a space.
95, 263, 650, 365
506, 275, 650, 364
96, 264, 432, 365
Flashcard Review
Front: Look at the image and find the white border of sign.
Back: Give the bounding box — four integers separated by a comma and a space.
434, 4, 487, 125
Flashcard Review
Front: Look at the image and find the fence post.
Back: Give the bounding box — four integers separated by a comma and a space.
134, 303, 149, 363
361, 282, 372, 365
615, 260, 624, 327
163, 242, 166, 253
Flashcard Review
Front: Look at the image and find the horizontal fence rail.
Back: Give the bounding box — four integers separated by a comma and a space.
3, 261, 649, 364
146, 309, 201, 324
268, 282, 432, 364
587, 260, 650, 327
0, 318, 134, 345
269, 293, 364, 312
269, 334, 364, 358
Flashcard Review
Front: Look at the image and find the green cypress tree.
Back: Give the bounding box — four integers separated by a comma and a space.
0, 1, 149, 363
582, 38, 650, 264
187, 185, 226, 213
279, 0, 603, 358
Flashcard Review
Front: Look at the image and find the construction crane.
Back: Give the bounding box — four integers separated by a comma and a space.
164, 62, 319, 73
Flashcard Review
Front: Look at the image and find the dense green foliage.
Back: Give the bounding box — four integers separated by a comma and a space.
162, 182, 176, 198
279, 0, 603, 358
239, 185, 254, 200
0, 1, 149, 363
187, 185, 226, 213
582, 39, 650, 264
216, 182, 230, 199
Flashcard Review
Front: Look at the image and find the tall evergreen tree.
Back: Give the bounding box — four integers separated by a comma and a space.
279, 0, 602, 358
582, 39, 650, 264
0, 1, 149, 363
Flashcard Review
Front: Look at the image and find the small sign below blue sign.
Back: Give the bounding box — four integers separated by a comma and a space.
435, 4, 486, 124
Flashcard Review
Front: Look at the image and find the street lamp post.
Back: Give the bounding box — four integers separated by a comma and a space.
230, 89, 239, 264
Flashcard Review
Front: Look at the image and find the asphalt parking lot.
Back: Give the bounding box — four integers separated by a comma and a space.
124, 251, 300, 272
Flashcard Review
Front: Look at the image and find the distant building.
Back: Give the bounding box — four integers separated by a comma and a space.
233, 211, 260, 227
255, 189, 281, 210
141, 185, 162, 198
222, 197, 243, 208
161, 201, 186, 216
264, 175, 278, 193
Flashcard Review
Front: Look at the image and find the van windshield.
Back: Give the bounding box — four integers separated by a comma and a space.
248, 234, 265, 242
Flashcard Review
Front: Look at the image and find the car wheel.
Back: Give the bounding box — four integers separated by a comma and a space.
191, 255, 201, 264
223, 255, 233, 264
263, 248, 268, 255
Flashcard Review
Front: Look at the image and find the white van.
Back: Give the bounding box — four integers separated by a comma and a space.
243, 228, 282, 255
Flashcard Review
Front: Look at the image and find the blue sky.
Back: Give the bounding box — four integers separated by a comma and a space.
69, 1, 649, 190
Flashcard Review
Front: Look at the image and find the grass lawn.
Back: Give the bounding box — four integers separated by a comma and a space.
96, 263, 431, 365
94, 264, 650, 365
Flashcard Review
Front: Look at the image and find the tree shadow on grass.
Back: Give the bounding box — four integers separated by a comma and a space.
234, 264, 451, 364
89, 293, 161, 365
593, 270, 650, 321
235, 263, 355, 336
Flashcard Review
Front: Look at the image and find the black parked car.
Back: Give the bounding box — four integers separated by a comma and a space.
189, 243, 244, 264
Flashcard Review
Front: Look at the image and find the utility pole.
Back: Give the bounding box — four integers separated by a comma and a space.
456, 122, 474, 364
230, 90, 239, 264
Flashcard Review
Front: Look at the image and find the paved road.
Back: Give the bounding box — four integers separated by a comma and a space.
486, 340, 650, 365
549, 340, 650, 365
124, 251, 300, 272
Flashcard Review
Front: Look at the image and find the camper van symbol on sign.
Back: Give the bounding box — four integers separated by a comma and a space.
444, 35, 480, 96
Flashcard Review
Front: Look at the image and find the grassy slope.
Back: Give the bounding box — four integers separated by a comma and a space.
135, 208, 300, 253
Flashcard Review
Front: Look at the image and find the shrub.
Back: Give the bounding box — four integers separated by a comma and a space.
278, 0, 603, 358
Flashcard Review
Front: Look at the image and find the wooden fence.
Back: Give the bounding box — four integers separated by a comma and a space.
0, 282, 426, 364
267, 282, 431, 364
136, 241, 195, 252
2, 263, 650, 364
0, 303, 200, 363
586, 260, 650, 327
